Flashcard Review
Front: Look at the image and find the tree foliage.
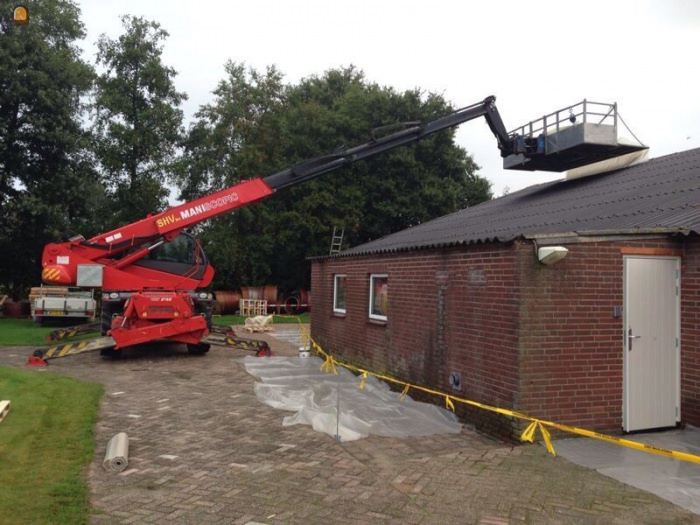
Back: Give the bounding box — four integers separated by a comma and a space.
174, 62, 287, 289
0, 0, 99, 299
93, 15, 186, 226
0, 4, 492, 300
178, 65, 492, 291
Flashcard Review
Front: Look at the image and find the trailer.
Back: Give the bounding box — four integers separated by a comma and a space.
30, 286, 97, 326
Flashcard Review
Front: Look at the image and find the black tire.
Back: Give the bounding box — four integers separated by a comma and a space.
187, 342, 210, 355
193, 300, 213, 329
100, 347, 123, 359
101, 302, 115, 336
204, 303, 213, 329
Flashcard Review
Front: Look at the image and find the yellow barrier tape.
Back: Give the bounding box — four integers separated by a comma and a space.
288, 320, 700, 465
522, 420, 555, 456
358, 371, 367, 390
543, 420, 700, 464
320, 354, 337, 375
521, 420, 537, 443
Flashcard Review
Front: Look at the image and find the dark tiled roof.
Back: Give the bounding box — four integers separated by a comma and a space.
339, 147, 700, 257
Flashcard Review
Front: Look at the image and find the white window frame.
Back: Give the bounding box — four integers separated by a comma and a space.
368, 273, 388, 321
333, 274, 347, 314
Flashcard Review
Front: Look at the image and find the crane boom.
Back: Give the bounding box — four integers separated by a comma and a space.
77, 97, 511, 250
40, 95, 523, 352
263, 96, 511, 191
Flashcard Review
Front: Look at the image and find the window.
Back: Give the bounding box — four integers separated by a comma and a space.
134, 232, 208, 279
147, 234, 198, 264
369, 274, 388, 321
333, 274, 347, 314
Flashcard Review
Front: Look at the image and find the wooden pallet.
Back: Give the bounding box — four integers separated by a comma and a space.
0, 400, 10, 424
239, 299, 268, 317
244, 314, 274, 333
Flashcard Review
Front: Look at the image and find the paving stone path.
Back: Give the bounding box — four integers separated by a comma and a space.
1, 326, 698, 524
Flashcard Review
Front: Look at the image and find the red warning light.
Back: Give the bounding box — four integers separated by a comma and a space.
13, 5, 28, 25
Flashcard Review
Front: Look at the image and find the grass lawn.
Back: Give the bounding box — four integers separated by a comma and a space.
0, 366, 103, 524
0, 313, 310, 346
0, 318, 80, 346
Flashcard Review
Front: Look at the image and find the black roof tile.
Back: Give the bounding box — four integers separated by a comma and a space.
339, 148, 700, 257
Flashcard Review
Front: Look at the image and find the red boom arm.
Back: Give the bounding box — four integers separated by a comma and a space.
41, 178, 273, 290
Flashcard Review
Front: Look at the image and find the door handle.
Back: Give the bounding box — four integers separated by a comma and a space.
628, 327, 642, 351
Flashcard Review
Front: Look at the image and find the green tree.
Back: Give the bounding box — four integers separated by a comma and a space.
93, 16, 186, 226
0, 0, 99, 299
174, 62, 287, 290
178, 65, 492, 292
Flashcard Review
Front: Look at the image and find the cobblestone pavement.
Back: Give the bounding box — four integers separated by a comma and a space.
1, 326, 698, 524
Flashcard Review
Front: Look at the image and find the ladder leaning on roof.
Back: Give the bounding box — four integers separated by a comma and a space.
330, 227, 344, 255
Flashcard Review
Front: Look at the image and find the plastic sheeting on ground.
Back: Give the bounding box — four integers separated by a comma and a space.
242, 356, 463, 441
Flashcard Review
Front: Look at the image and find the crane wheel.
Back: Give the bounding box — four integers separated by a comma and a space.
100, 348, 123, 359
187, 343, 211, 355
101, 303, 116, 336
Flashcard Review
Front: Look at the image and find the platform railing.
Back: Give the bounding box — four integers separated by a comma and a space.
508, 100, 618, 141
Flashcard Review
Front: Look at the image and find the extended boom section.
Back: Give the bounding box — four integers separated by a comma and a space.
263, 96, 513, 191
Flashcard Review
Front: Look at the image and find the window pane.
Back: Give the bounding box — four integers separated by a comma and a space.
334, 275, 347, 313
370, 274, 388, 320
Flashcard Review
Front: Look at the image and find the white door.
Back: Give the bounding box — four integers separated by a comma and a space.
623, 256, 680, 432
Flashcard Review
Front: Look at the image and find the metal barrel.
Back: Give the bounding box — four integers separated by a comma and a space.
213, 290, 240, 315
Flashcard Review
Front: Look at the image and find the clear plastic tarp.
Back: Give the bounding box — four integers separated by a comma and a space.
242, 356, 463, 441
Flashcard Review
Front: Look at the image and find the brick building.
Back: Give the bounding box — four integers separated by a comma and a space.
310, 148, 700, 438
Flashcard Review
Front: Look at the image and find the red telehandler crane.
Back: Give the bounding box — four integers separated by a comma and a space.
40, 96, 536, 356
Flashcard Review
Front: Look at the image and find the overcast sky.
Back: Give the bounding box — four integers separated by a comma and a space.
76, 0, 699, 197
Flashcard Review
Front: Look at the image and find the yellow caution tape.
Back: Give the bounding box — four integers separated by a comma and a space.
283, 318, 700, 465
522, 420, 555, 456
319, 354, 337, 375
543, 420, 700, 464
358, 372, 367, 390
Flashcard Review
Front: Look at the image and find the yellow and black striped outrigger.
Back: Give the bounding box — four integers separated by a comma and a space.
45, 322, 101, 341
40, 336, 117, 360
28, 323, 271, 364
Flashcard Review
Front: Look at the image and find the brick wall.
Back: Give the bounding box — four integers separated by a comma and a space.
311, 234, 700, 438
681, 236, 700, 426
517, 237, 685, 433
517, 240, 625, 433
311, 243, 521, 437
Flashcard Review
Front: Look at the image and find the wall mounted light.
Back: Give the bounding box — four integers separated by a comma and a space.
537, 246, 569, 265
